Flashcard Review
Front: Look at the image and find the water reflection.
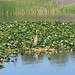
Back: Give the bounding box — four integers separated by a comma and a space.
48, 53, 68, 65
0, 54, 75, 75
0, 51, 75, 67
69, 52, 75, 60
19, 52, 68, 65
0, 51, 75, 75
21, 54, 45, 64
0, 65, 4, 69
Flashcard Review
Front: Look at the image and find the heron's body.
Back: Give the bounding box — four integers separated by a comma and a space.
33, 35, 38, 47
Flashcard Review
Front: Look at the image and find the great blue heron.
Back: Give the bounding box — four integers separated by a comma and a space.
32, 30, 38, 47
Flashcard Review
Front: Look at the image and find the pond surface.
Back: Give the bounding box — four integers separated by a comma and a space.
0, 52, 75, 75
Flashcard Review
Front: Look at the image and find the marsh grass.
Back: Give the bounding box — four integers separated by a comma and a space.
0, 0, 75, 18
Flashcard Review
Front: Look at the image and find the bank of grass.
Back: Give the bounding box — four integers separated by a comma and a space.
0, 0, 58, 17
58, 3, 75, 16
8, 0, 75, 17
0, 0, 75, 17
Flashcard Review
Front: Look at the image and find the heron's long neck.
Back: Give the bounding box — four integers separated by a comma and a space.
33, 35, 38, 46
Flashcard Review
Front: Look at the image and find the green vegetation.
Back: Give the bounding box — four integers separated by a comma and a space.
60, 3, 75, 14
0, 20, 75, 64
0, 21, 75, 50
0, 0, 75, 18
0, 1, 15, 17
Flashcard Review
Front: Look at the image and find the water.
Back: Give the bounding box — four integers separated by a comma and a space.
0, 52, 75, 75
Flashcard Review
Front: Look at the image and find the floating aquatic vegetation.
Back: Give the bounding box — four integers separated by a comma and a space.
0, 20, 75, 53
